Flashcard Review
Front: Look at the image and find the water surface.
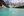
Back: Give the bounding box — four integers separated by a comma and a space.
0, 8, 24, 16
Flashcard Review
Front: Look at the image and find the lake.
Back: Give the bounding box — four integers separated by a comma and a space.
0, 8, 24, 16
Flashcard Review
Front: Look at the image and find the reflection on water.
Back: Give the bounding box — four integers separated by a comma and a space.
0, 8, 24, 16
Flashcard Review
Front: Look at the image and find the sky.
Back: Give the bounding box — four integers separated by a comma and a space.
4, 0, 24, 3
8, 0, 24, 3
4, 0, 12, 1
4, 0, 12, 2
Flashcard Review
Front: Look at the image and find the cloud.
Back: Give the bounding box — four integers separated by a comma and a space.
4, 0, 24, 3
10, 0, 24, 3
10, 0, 17, 3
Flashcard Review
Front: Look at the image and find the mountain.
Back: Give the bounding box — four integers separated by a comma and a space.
9, 2, 24, 6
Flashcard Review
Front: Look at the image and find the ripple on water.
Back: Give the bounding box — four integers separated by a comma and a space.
0, 8, 24, 16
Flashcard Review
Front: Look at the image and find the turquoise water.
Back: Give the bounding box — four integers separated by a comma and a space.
0, 8, 24, 16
